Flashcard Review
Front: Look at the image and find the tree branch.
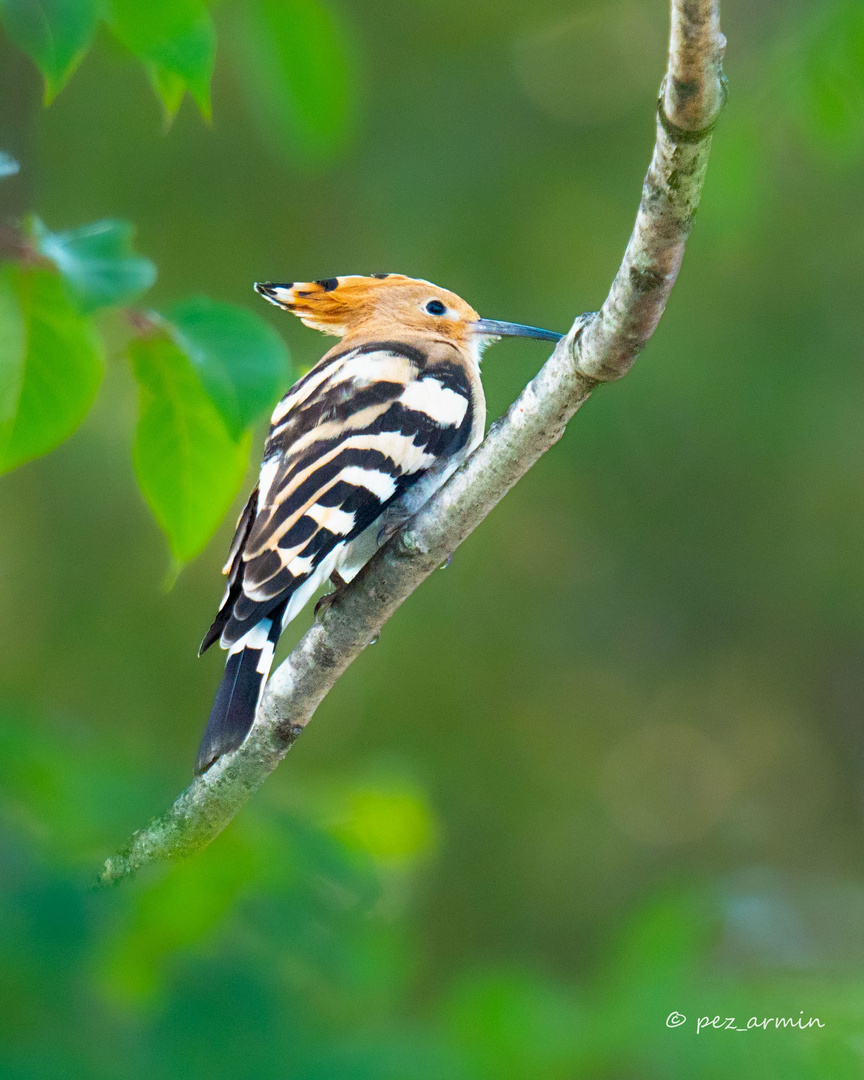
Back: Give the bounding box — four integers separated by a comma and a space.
98, 0, 726, 886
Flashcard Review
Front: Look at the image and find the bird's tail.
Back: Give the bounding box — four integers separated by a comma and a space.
194, 611, 283, 776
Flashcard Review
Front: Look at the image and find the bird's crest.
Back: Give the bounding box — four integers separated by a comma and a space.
254, 274, 479, 340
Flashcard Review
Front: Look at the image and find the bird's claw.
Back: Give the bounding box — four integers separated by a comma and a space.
314, 571, 348, 618
314, 592, 336, 618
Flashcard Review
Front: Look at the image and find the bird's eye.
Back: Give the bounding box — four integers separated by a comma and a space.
425, 299, 447, 316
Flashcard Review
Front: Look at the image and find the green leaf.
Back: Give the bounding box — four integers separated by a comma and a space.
33, 218, 157, 312
0, 266, 26, 442
0, 0, 99, 103
130, 329, 251, 563
149, 66, 187, 120
232, 0, 354, 164
0, 262, 104, 475
106, 0, 216, 121
0, 152, 20, 177
166, 297, 290, 439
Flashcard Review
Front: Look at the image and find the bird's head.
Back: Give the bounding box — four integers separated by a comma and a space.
254, 274, 561, 359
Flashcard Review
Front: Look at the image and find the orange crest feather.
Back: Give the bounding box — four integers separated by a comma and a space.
255, 274, 480, 343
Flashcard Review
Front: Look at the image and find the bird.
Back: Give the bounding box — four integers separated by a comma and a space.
194, 273, 562, 775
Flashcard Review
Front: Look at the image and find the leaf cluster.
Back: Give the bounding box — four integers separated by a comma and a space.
0, 0, 353, 158
0, 201, 291, 566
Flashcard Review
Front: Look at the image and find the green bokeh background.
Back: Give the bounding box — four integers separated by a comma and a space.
3, 0, 864, 1076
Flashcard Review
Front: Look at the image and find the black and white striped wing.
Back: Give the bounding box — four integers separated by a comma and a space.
201, 342, 476, 654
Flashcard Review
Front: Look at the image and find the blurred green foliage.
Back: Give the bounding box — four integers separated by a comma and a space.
1, 703, 862, 1078
33, 217, 157, 312
788, 1, 864, 153
231, 0, 354, 165
0, 0, 355, 129
0, 209, 289, 560
3, 0, 864, 1075
0, 0, 99, 103
106, 0, 216, 120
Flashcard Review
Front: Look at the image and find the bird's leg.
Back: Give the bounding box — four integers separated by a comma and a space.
314, 570, 348, 618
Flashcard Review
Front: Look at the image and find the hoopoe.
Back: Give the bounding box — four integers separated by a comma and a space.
195, 274, 561, 775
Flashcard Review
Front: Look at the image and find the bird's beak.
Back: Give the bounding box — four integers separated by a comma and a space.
471, 318, 562, 343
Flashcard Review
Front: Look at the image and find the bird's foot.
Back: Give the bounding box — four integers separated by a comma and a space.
314, 571, 348, 618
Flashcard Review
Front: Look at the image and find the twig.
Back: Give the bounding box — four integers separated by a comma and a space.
98, 0, 726, 886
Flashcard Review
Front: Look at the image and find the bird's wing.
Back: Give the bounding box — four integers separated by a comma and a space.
200, 341, 477, 653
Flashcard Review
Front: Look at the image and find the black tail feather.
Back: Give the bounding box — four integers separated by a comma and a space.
195, 609, 283, 775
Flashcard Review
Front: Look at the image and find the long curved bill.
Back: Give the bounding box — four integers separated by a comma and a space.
471, 318, 562, 342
